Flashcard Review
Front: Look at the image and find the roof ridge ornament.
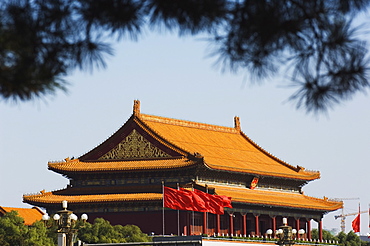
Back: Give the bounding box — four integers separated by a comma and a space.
133, 100, 140, 116
234, 116, 241, 131
193, 152, 204, 159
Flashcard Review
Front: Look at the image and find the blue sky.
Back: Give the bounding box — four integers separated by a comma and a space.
1, 31, 369, 235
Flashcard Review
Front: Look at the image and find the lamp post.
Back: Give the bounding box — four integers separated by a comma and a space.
275, 218, 295, 246
266, 229, 273, 239
298, 229, 305, 240
42, 200, 88, 246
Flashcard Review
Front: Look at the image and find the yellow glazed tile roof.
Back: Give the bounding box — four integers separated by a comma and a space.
49, 157, 196, 172
138, 114, 320, 180
23, 186, 341, 211
205, 184, 342, 211
23, 192, 163, 204
48, 103, 319, 180
0, 206, 44, 225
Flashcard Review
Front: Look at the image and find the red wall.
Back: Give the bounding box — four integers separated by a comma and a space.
87, 210, 189, 235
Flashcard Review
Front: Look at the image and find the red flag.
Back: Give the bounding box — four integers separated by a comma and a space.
163, 186, 194, 211
193, 189, 223, 214
220, 195, 232, 208
193, 189, 232, 215
163, 186, 208, 212
164, 186, 233, 214
352, 214, 360, 233
179, 188, 208, 212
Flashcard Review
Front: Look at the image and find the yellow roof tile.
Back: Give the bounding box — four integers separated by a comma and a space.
0, 206, 44, 225
50, 104, 319, 181
49, 157, 196, 172
23, 192, 162, 204
23, 186, 341, 211
139, 114, 320, 180
204, 184, 342, 211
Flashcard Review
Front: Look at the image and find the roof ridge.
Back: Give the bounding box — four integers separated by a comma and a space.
140, 114, 238, 133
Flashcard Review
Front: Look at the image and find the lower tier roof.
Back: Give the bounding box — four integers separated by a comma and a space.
23, 192, 162, 204
23, 186, 342, 212
203, 184, 342, 212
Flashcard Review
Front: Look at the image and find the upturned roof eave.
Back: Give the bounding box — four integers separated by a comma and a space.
23, 192, 163, 206
48, 155, 319, 183
194, 182, 342, 213
23, 191, 341, 213
201, 160, 320, 181
47, 157, 200, 177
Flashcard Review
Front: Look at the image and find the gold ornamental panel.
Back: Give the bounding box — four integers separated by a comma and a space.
99, 129, 170, 160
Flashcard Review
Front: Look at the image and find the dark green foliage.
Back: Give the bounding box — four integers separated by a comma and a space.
1, 0, 369, 112
311, 228, 338, 241
77, 218, 151, 243
24, 221, 56, 246
77, 218, 126, 243
337, 231, 370, 246
311, 229, 369, 246
0, 211, 55, 246
0, 211, 26, 246
0, 212, 150, 245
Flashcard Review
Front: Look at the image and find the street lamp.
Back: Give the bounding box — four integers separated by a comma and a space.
42, 200, 88, 246
298, 229, 305, 240
266, 229, 273, 239
275, 218, 294, 246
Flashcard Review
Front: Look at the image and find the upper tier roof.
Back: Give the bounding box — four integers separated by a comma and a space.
50, 100, 320, 181
137, 113, 319, 180
49, 157, 197, 173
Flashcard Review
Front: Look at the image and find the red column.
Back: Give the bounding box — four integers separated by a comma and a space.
255, 215, 260, 236
182, 212, 187, 236
229, 213, 234, 236
216, 214, 220, 236
272, 217, 276, 238
242, 213, 247, 237
307, 220, 311, 240
319, 219, 323, 242
203, 212, 207, 235
296, 218, 300, 239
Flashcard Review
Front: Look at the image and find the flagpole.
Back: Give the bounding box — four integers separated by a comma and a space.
177, 183, 180, 236
358, 203, 361, 235
162, 181, 165, 235
205, 184, 208, 236
192, 183, 194, 235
